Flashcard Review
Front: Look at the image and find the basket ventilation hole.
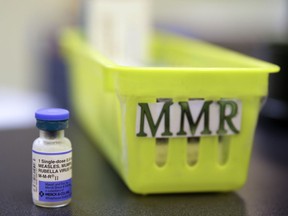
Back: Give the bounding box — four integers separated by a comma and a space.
218, 136, 230, 165
185, 99, 203, 166
154, 98, 172, 167
155, 138, 169, 167
187, 137, 200, 166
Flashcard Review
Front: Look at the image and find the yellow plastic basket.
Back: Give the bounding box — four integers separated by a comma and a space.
61, 29, 279, 194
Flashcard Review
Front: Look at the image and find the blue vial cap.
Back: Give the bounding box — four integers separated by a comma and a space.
35, 108, 70, 131
35, 108, 69, 121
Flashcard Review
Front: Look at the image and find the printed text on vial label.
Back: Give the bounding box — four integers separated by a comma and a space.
32, 151, 72, 202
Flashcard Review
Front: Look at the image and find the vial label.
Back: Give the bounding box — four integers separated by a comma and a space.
32, 150, 72, 202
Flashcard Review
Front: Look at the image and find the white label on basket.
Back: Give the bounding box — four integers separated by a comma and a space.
136, 99, 242, 138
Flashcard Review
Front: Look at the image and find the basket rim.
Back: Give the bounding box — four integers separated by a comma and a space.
60, 28, 280, 75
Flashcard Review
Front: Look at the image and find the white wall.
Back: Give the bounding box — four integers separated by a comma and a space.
0, 0, 287, 93
0, 0, 77, 129
154, 0, 288, 43
0, 0, 76, 93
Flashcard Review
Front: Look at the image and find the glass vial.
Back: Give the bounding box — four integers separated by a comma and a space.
32, 108, 72, 208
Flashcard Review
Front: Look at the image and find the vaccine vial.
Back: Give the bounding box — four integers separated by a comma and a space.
32, 108, 72, 208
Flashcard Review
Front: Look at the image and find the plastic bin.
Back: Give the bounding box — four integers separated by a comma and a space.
61, 29, 279, 194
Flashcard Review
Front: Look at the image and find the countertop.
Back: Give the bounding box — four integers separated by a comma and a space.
1, 118, 288, 216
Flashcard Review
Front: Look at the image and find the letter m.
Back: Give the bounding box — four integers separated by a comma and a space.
177, 101, 213, 136
136, 102, 173, 137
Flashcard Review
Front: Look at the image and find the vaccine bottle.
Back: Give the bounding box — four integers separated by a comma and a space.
32, 108, 72, 208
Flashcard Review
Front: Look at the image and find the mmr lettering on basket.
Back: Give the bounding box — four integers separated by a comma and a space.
136, 99, 242, 138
